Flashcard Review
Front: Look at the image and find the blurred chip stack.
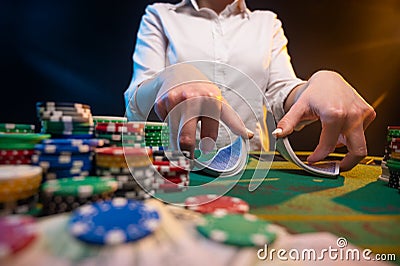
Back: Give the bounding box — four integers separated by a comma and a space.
152, 150, 191, 193
39, 176, 118, 216
0, 124, 50, 165
94, 116, 146, 148
95, 147, 157, 199
32, 139, 104, 182
0, 165, 43, 215
37, 102, 94, 139
144, 122, 170, 151
93, 116, 131, 147
384, 126, 400, 191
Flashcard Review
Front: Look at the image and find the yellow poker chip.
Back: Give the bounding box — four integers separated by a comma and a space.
0, 174, 42, 193
0, 165, 43, 197
0, 165, 42, 180
0, 189, 39, 202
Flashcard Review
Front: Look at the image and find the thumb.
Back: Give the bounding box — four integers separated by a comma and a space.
272, 102, 306, 138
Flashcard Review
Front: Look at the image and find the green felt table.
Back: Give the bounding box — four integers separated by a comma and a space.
156, 153, 400, 257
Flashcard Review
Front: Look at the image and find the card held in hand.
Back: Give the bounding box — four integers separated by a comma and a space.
192, 137, 248, 177
275, 137, 340, 178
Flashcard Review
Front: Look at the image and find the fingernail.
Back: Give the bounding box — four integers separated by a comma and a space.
246, 128, 254, 139
271, 128, 283, 137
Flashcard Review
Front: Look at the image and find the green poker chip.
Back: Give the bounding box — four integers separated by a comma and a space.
387, 159, 400, 170
0, 123, 35, 131
196, 213, 277, 247
92, 116, 127, 123
41, 176, 118, 197
0, 133, 51, 143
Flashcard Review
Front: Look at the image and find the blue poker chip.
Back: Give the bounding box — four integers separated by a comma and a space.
42, 138, 104, 147
32, 154, 93, 169
68, 198, 160, 245
50, 134, 94, 139
34, 144, 92, 154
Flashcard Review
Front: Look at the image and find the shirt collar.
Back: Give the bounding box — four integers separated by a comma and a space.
171, 0, 251, 18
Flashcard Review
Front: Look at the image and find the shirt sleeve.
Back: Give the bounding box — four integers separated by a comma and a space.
124, 4, 167, 121
264, 16, 306, 122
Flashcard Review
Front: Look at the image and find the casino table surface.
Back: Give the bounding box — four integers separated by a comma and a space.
2, 152, 399, 266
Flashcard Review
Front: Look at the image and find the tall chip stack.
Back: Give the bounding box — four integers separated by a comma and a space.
0, 165, 43, 215
0, 124, 50, 165
95, 147, 157, 200
34, 102, 99, 182
37, 102, 94, 139
93, 116, 131, 147
385, 126, 400, 192
152, 150, 191, 193
144, 122, 169, 151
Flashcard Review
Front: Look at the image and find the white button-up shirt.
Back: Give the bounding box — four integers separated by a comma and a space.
124, 0, 304, 150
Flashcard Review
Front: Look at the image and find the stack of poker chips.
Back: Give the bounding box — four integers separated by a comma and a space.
95, 147, 157, 199
0, 124, 51, 165
152, 150, 191, 192
94, 117, 146, 148
32, 139, 103, 182
39, 176, 118, 216
385, 126, 400, 191
144, 122, 169, 150
37, 102, 94, 139
0, 165, 43, 215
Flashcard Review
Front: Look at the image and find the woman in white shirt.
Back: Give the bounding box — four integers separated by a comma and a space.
124, 0, 376, 172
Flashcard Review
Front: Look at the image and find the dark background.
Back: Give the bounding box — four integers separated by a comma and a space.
1, 0, 399, 156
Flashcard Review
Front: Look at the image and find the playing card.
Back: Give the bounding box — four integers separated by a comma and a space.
275, 137, 339, 178
192, 136, 248, 177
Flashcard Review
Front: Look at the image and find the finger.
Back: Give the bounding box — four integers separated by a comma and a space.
220, 98, 250, 139
339, 126, 367, 171
362, 107, 376, 130
154, 95, 168, 121
307, 119, 343, 163
274, 101, 307, 137
200, 116, 219, 152
178, 117, 198, 158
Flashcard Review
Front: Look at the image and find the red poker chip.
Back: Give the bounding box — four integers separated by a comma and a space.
184, 194, 250, 215
0, 150, 35, 157
388, 126, 400, 130
95, 122, 145, 134
0, 158, 32, 165
0, 215, 37, 258
0, 155, 32, 161
96, 147, 151, 157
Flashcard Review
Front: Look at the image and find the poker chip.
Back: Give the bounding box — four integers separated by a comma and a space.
41, 176, 118, 197
68, 198, 160, 245
40, 193, 114, 216
0, 215, 37, 258
92, 116, 127, 123
0, 133, 51, 143
34, 144, 92, 154
41, 138, 104, 147
0, 149, 35, 156
0, 123, 35, 134
32, 154, 93, 169
184, 194, 249, 215
196, 213, 277, 247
